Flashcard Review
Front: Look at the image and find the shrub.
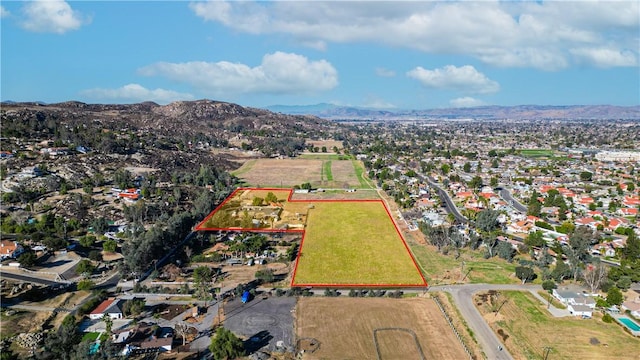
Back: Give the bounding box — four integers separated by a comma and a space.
602, 313, 613, 323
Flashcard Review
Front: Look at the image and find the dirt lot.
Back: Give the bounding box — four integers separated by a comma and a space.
296, 297, 468, 360
234, 159, 323, 187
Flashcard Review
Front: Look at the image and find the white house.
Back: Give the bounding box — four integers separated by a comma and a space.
553, 289, 596, 312
89, 298, 124, 320
567, 304, 593, 318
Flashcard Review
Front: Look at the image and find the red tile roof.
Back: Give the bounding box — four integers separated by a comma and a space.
90, 298, 115, 315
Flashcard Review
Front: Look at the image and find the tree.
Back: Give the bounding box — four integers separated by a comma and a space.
582, 262, 608, 294
88, 250, 103, 262
264, 191, 278, 204
496, 241, 516, 262
255, 268, 275, 284
79, 235, 96, 248
77, 279, 94, 291
476, 209, 499, 233
515, 266, 536, 284
551, 259, 571, 282
606, 286, 623, 306
174, 322, 189, 346
75, 259, 96, 277
103, 315, 113, 334
525, 231, 545, 248
252, 197, 263, 206
542, 280, 557, 308
463, 162, 472, 173
122, 298, 145, 317
103, 239, 117, 253
468, 175, 483, 190
579, 171, 593, 181
193, 266, 214, 301
17, 251, 37, 267
209, 327, 245, 359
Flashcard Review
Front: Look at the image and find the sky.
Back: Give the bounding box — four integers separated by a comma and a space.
1, 0, 639, 109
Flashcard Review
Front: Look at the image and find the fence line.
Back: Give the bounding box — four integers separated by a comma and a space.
431, 295, 474, 359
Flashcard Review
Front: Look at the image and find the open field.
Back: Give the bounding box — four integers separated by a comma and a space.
476, 291, 639, 359
231, 158, 370, 188
408, 243, 520, 284
291, 189, 380, 201
292, 201, 425, 286
296, 297, 468, 360
232, 159, 322, 187
298, 153, 352, 160
519, 149, 556, 158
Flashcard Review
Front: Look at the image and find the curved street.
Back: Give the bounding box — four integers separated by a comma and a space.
424, 175, 469, 224
497, 187, 527, 213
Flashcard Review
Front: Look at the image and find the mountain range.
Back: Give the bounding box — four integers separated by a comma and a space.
265, 103, 640, 121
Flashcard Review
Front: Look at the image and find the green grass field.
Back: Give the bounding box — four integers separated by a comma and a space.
293, 202, 425, 286
479, 291, 639, 359
519, 149, 555, 158
231, 159, 257, 176
322, 160, 333, 181
352, 160, 374, 188
407, 243, 520, 284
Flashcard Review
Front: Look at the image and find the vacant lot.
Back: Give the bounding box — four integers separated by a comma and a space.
476, 291, 639, 359
232, 158, 367, 188
291, 189, 380, 201
296, 297, 468, 360
292, 201, 425, 286
408, 244, 520, 285
232, 159, 323, 187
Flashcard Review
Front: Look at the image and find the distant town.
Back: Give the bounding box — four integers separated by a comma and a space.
1, 100, 639, 359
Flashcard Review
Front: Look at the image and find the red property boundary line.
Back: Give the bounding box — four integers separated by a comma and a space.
195, 187, 428, 288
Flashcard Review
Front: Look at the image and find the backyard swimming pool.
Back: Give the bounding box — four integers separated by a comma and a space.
618, 317, 640, 332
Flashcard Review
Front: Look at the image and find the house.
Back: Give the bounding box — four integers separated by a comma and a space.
618, 208, 638, 217
567, 304, 593, 318
553, 289, 596, 315
591, 243, 616, 257
622, 292, 640, 318
89, 298, 125, 320
0, 240, 24, 260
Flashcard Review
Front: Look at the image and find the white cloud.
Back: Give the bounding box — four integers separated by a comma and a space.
407, 65, 500, 94
81, 84, 194, 104
570, 47, 638, 68
449, 97, 485, 108
1, 6, 10, 18
189, 1, 639, 70
375, 67, 396, 77
138, 52, 338, 95
21, 0, 88, 34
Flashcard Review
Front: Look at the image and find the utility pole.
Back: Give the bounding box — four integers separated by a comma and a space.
543, 346, 552, 360
495, 299, 508, 318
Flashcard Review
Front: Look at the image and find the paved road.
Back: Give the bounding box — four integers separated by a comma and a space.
424, 176, 468, 224
430, 283, 545, 360
0, 270, 68, 287
497, 187, 527, 213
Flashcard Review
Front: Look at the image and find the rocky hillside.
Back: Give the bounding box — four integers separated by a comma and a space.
0, 100, 345, 189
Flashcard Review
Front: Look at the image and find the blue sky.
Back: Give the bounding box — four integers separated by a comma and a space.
1, 1, 639, 109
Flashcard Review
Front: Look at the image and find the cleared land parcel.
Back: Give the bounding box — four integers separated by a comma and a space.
292, 201, 426, 286
296, 297, 468, 360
